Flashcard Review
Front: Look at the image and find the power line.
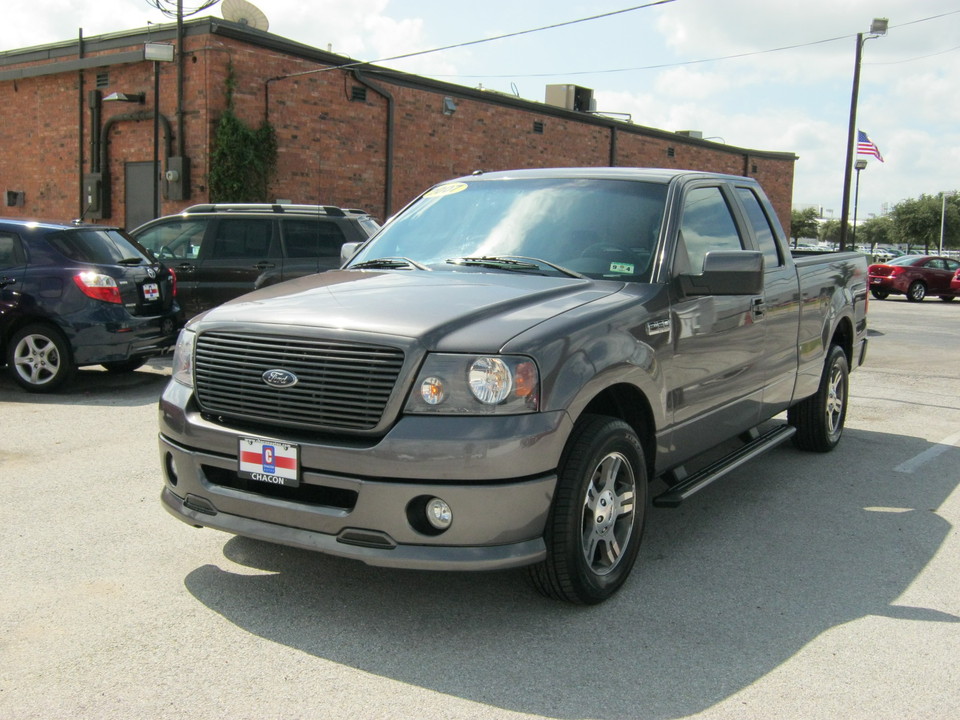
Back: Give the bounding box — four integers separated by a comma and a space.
428, 9, 960, 80
329, 0, 676, 72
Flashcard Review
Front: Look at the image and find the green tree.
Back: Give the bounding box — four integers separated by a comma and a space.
888, 193, 959, 253
208, 65, 277, 202
819, 219, 850, 247
856, 214, 893, 251
790, 207, 820, 245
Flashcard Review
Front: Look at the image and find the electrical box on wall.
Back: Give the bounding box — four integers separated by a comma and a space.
164, 156, 190, 201
5, 190, 24, 207
82, 174, 103, 219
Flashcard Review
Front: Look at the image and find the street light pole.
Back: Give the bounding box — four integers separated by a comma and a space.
839, 18, 887, 253
852, 159, 867, 249
940, 190, 956, 256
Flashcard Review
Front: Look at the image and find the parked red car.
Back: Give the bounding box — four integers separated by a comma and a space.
868, 255, 960, 302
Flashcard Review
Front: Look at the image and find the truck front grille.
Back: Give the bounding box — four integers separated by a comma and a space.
194, 331, 405, 432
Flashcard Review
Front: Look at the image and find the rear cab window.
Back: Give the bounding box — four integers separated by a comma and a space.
736, 186, 784, 269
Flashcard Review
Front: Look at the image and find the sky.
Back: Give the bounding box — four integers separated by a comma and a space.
3, 0, 959, 221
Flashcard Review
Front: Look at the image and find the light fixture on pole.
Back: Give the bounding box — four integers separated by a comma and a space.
940, 190, 956, 255
852, 159, 867, 249
838, 17, 888, 252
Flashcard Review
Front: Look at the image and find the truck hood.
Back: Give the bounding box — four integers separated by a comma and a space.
193, 269, 623, 351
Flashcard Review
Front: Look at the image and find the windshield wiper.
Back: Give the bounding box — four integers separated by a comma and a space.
446, 256, 584, 279
350, 257, 431, 271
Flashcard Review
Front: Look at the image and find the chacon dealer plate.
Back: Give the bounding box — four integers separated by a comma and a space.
238, 437, 300, 487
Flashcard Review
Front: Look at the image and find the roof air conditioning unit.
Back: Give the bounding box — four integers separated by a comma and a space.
545, 84, 595, 112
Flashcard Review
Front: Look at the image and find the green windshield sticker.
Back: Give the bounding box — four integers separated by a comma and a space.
424, 182, 468, 198
609, 262, 635, 274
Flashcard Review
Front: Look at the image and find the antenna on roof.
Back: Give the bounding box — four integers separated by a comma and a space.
221, 0, 270, 31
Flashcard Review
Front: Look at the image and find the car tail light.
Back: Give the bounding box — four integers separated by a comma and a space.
73, 271, 122, 304
169, 267, 177, 297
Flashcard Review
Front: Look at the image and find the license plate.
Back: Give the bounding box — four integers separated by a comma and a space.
870, 277, 881, 284
238, 437, 299, 487
143, 282, 160, 301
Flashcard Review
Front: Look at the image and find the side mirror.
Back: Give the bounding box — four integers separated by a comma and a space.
340, 242, 361, 265
679, 250, 764, 296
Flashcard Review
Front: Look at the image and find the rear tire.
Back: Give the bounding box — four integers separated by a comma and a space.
528, 415, 648, 604
907, 281, 926, 302
789, 345, 848, 452
7, 323, 75, 393
870, 288, 889, 300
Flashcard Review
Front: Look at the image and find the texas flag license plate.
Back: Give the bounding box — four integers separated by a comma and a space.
238, 437, 299, 487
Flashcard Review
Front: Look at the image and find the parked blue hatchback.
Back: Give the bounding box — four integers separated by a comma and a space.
0, 218, 182, 392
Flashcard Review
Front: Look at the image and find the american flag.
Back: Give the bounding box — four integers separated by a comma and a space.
857, 130, 884, 162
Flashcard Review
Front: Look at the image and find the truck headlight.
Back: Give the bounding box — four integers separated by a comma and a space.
171, 328, 196, 388
405, 354, 539, 415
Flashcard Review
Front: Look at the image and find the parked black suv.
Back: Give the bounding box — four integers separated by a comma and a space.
0, 218, 181, 392
130, 204, 380, 317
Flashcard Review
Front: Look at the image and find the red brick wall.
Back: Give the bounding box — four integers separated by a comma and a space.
0, 29, 795, 232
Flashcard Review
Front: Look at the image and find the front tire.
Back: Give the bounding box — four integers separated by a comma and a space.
907, 281, 926, 302
7, 323, 75, 393
529, 415, 648, 604
789, 344, 848, 452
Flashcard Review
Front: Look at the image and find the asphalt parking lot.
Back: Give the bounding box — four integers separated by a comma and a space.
1, 297, 958, 720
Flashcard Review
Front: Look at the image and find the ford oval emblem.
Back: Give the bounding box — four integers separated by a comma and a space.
262, 369, 299, 388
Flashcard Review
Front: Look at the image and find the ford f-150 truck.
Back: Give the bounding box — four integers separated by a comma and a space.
159, 168, 868, 604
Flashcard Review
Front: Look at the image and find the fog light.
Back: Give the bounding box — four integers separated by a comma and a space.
425, 497, 452, 530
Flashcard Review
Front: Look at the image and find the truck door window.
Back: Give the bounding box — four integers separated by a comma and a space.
736, 187, 783, 269
677, 186, 743, 273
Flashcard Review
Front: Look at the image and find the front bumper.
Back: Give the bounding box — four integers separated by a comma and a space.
159, 382, 571, 571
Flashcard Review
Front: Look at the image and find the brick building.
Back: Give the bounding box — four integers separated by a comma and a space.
0, 17, 797, 231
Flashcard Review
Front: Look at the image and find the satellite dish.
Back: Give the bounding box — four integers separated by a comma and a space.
221, 0, 269, 31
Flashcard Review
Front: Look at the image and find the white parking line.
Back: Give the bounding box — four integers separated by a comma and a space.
895, 430, 960, 474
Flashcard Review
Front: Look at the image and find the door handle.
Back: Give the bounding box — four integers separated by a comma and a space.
750, 296, 765, 320
254, 262, 277, 270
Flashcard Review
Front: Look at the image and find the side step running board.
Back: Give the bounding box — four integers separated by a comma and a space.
653, 424, 797, 508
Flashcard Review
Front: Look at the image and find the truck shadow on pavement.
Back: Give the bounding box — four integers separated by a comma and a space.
183, 427, 959, 719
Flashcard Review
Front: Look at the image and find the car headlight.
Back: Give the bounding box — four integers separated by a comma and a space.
171, 329, 196, 388
404, 354, 539, 415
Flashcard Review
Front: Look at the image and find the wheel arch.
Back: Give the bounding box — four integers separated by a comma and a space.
575, 382, 657, 480
1, 313, 74, 362
830, 314, 854, 366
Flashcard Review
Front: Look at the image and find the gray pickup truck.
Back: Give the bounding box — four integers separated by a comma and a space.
159, 168, 868, 604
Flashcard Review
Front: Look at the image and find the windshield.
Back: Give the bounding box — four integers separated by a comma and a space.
47, 228, 156, 265
348, 177, 667, 281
